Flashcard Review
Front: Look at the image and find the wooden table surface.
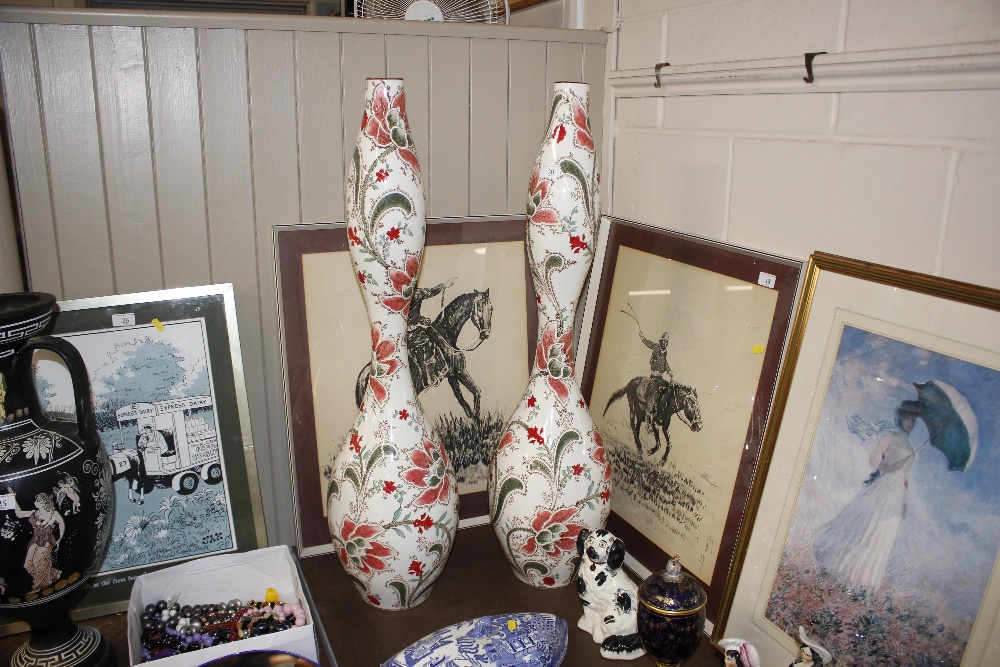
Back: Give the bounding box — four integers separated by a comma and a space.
0, 524, 726, 667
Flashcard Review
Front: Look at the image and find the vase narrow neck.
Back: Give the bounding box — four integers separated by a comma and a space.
545, 82, 590, 134
0, 345, 30, 422
533, 316, 577, 381
526, 81, 597, 350
1, 336, 38, 424
0, 294, 55, 423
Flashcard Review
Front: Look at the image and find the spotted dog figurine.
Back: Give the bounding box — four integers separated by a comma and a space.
575, 529, 646, 660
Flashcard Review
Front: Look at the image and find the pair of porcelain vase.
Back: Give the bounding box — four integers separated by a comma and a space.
327, 78, 609, 611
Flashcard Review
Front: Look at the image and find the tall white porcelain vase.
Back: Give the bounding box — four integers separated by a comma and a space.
328, 78, 459, 610
488, 82, 610, 588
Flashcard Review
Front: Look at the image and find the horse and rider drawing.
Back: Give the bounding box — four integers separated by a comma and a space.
604, 307, 703, 464
355, 278, 493, 418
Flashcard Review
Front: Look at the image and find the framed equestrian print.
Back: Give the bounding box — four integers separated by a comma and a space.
721, 253, 1000, 666
275, 216, 536, 555
578, 216, 801, 626
3, 284, 266, 633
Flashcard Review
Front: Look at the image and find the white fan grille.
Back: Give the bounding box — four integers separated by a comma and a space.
357, 0, 508, 24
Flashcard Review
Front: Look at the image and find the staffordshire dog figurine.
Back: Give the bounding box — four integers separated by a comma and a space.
576, 529, 645, 660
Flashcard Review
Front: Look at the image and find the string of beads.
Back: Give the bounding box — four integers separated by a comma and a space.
139, 589, 306, 662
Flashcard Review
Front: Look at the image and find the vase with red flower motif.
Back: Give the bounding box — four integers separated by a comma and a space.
488, 82, 609, 589
327, 78, 459, 611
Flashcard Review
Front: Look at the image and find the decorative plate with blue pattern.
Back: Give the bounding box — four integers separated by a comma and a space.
380, 612, 568, 667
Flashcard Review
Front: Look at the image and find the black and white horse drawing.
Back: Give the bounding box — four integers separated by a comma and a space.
604, 376, 703, 464
356, 289, 493, 418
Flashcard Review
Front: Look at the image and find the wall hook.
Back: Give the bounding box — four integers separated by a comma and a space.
653, 62, 670, 88
803, 52, 827, 84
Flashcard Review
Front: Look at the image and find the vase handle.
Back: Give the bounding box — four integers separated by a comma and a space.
14, 336, 99, 447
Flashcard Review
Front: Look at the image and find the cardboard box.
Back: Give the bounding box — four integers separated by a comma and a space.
127, 546, 320, 666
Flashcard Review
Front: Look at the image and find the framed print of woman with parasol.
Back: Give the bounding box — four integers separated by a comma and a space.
764, 325, 999, 665
719, 252, 1000, 667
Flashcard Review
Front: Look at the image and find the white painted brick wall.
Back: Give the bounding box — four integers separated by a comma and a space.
617, 10, 666, 70
665, 0, 841, 66
613, 130, 731, 237
728, 139, 951, 268
941, 152, 1000, 285
657, 94, 835, 134
619, 0, 683, 19
609, 0, 1000, 290
836, 90, 1000, 142
846, 0, 1000, 52
616, 97, 660, 128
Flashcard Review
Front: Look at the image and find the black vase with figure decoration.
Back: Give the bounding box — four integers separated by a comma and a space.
0, 292, 116, 667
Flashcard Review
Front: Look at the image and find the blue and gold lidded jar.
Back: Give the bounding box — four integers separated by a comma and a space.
636, 557, 707, 667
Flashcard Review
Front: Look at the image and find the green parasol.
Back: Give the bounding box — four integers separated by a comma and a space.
913, 380, 978, 471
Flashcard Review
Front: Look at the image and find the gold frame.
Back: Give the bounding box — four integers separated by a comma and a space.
718, 252, 1000, 665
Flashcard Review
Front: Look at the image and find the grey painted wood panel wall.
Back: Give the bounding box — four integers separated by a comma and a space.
0, 7, 606, 547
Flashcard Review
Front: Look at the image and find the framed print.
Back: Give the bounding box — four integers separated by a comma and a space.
722, 252, 1000, 666
12, 284, 265, 630
579, 216, 801, 626
275, 216, 536, 555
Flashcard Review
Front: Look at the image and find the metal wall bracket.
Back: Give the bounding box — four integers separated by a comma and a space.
653, 62, 670, 88
803, 51, 827, 83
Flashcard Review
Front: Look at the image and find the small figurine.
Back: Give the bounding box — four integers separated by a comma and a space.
718, 638, 760, 667
790, 626, 833, 666
575, 529, 645, 660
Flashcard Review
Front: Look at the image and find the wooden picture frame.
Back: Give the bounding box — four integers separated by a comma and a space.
8, 284, 266, 633
578, 216, 801, 626
721, 252, 1000, 665
275, 216, 536, 555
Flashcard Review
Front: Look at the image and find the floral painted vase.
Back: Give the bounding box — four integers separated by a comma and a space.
327, 78, 459, 611
488, 82, 609, 588
0, 292, 116, 666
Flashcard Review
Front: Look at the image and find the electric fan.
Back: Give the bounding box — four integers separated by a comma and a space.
356, 0, 509, 24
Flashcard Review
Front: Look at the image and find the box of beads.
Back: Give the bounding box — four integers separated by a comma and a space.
127, 546, 320, 666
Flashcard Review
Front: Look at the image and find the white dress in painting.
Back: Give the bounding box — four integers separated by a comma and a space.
812, 428, 914, 595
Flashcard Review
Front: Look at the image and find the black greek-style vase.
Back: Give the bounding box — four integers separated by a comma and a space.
636, 557, 707, 667
0, 292, 116, 667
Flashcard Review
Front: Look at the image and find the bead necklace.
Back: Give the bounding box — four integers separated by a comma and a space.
139, 589, 307, 662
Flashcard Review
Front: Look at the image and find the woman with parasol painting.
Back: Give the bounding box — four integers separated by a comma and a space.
813, 381, 977, 596
813, 400, 919, 595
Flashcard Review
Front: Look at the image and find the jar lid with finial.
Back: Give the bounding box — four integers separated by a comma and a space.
638, 556, 707, 616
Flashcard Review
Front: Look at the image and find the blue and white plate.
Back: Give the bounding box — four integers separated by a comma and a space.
380, 612, 568, 667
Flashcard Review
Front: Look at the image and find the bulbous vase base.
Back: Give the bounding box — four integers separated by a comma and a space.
508, 568, 573, 590
12, 624, 117, 667
359, 582, 438, 612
